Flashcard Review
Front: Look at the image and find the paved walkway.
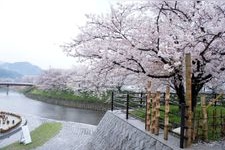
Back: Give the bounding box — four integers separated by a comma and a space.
0, 115, 96, 150
35, 122, 96, 150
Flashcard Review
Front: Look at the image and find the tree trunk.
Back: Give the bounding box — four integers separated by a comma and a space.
173, 74, 185, 104
191, 81, 204, 111
173, 75, 204, 112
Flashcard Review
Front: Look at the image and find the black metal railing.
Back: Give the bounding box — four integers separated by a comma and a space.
111, 91, 146, 120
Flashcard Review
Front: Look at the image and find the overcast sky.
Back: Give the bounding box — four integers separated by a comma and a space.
0, 0, 115, 69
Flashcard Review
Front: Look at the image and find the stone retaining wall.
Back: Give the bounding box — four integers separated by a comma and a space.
87, 111, 181, 150
25, 94, 110, 111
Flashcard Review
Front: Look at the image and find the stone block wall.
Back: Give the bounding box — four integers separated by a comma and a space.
87, 111, 180, 150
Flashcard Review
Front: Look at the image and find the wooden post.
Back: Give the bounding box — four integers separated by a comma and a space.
155, 91, 160, 135
151, 93, 156, 134
212, 109, 216, 140
193, 111, 200, 141
221, 110, 223, 138
201, 96, 208, 141
146, 81, 151, 131
185, 53, 192, 147
164, 86, 170, 140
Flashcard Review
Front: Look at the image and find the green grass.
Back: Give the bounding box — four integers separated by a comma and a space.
129, 108, 146, 120
25, 88, 109, 103
130, 105, 225, 141
130, 105, 182, 124
2, 122, 62, 150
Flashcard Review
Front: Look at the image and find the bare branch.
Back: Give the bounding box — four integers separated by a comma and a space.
200, 32, 223, 62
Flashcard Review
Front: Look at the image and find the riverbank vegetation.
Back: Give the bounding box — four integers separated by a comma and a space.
23, 87, 111, 111
24, 87, 109, 103
21, 68, 111, 104
3, 122, 62, 150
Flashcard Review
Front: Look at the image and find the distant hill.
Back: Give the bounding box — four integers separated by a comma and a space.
0, 68, 23, 79
0, 62, 43, 79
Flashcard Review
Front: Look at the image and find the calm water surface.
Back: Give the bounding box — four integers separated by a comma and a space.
0, 91, 105, 125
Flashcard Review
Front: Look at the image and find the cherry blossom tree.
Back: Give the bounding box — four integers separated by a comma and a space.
204, 71, 225, 93
70, 65, 144, 92
21, 75, 38, 84
37, 69, 74, 91
63, 1, 225, 110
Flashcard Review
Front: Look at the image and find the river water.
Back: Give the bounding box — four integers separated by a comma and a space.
0, 91, 105, 125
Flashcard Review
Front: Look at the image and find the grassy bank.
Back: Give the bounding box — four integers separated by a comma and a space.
3, 122, 62, 150
23, 88, 110, 111
24, 88, 109, 103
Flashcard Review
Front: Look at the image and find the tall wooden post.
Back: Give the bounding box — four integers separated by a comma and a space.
151, 93, 156, 134
185, 53, 192, 147
155, 91, 161, 135
146, 81, 151, 131
201, 96, 208, 141
164, 86, 170, 140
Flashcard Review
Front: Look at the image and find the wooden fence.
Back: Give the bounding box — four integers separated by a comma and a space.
145, 81, 188, 148
192, 94, 225, 142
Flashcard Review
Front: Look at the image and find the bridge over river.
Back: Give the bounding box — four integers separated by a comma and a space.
0, 82, 34, 95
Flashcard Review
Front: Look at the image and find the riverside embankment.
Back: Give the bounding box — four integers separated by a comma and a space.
25, 93, 110, 111
24, 89, 110, 111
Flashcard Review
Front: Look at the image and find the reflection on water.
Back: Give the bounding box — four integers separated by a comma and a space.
0, 91, 105, 125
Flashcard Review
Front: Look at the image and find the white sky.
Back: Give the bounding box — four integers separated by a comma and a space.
0, 0, 115, 69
